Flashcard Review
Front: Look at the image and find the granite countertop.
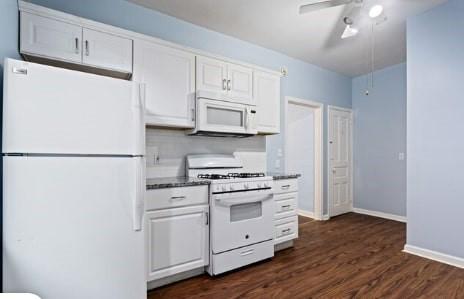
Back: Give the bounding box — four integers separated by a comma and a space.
146, 177, 210, 190
267, 172, 301, 180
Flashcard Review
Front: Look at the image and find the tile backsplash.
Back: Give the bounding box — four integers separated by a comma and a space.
145, 128, 267, 178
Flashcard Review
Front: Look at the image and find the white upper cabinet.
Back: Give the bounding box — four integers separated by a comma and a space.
227, 64, 253, 104
82, 28, 133, 73
20, 12, 133, 75
20, 12, 82, 63
254, 71, 281, 134
196, 56, 254, 105
134, 40, 196, 128
196, 56, 228, 94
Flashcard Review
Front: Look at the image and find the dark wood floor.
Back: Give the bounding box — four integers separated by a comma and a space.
148, 213, 464, 299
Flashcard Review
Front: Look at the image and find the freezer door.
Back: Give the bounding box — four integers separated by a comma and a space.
3, 156, 146, 299
2, 59, 144, 155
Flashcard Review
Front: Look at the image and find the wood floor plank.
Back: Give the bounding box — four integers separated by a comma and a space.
148, 213, 464, 299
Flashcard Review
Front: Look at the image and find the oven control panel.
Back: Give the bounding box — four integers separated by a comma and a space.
211, 180, 273, 194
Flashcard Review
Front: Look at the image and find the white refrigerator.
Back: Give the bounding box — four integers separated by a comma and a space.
2, 59, 146, 299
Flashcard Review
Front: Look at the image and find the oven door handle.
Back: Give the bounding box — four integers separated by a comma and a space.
215, 194, 273, 207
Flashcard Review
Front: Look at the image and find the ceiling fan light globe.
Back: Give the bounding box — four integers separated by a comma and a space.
369, 5, 384, 18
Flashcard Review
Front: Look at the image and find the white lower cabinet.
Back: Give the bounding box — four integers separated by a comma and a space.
273, 178, 299, 247
145, 185, 209, 282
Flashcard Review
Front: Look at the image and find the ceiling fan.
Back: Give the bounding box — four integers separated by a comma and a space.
299, 0, 384, 39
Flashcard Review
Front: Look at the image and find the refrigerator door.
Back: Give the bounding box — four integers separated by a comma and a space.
2, 59, 144, 156
3, 156, 146, 299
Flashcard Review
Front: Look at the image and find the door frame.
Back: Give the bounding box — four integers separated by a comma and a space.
284, 97, 324, 221
327, 105, 354, 218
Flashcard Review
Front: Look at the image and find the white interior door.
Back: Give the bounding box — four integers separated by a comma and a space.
3, 156, 146, 299
286, 103, 315, 214
329, 106, 353, 217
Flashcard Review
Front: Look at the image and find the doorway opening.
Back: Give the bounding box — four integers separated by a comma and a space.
285, 97, 323, 220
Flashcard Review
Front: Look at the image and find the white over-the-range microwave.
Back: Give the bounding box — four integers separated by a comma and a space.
188, 91, 258, 137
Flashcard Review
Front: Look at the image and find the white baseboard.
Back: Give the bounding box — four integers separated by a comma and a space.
353, 208, 407, 223
321, 214, 330, 221
403, 244, 464, 269
297, 209, 314, 218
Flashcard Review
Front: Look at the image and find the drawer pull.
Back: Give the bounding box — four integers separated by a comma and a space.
281, 228, 292, 235
240, 249, 254, 256
170, 196, 187, 200
281, 185, 291, 189
281, 204, 291, 210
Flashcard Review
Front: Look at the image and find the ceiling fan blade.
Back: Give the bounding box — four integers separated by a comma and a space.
299, 0, 352, 14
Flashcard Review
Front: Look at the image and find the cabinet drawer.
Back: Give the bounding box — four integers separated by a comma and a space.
274, 192, 297, 220
273, 179, 298, 194
274, 216, 298, 245
211, 240, 274, 275
145, 185, 209, 210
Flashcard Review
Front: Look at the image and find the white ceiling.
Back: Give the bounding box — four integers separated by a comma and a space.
129, 0, 446, 77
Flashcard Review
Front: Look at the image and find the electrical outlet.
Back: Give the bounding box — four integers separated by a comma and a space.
146, 146, 159, 167
398, 152, 405, 161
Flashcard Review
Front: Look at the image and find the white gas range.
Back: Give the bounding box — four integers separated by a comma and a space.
186, 154, 274, 275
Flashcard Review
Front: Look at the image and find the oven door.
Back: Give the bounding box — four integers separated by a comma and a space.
196, 98, 257, 135
211, 189, 273, 254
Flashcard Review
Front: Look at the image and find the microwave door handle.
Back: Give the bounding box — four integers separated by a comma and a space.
215, 194, 272, 207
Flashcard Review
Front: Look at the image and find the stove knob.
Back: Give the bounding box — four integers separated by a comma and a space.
244, 183, 249, 189
257, 183, 262, 188
264, 183, 269, 188
229, 185, 235, 191
222, 186, 227, 192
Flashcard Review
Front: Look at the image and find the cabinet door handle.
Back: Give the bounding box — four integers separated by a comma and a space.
227, 79, 231, 91
191, 108, 195, 122
85, 40, 89, 56
222, 79, 227, 90
205, 212, 209, 225
74, 37, 79, 54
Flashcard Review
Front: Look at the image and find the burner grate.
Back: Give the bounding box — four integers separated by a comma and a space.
198, 174, 230, 180
227, 173, 265, 178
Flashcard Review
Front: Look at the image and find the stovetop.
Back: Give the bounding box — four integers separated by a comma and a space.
198, 173, 265, 180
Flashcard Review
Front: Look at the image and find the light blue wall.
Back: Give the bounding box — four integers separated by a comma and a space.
352, 63, 407, 217
22, 0, 352, 214
407, 0, 464, 257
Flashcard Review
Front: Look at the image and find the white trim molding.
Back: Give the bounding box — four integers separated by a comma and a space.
284, 97, 324, 221
353, 208, 407, 223
297, 209, 314, 219
403, 245, 464, 269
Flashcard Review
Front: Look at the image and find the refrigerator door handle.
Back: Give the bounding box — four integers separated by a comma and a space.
133, 157, 145, 231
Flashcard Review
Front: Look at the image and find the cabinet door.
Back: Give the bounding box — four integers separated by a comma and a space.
134, 41, 195, 128
82, 28, 133, 73
227, 63, 253, 104
196, 56, 227, 94
20, 12, 82, 63
146, 205, 209, 281
254, 71, 281, 134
